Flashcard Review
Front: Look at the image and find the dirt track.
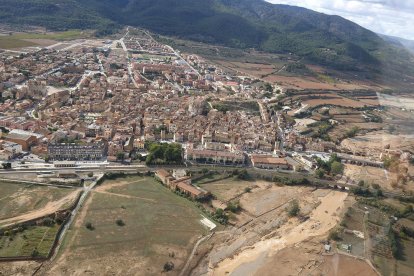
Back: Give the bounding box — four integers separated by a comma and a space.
0, 190, 80, 227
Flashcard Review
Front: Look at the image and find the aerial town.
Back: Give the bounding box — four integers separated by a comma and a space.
1, 28, 405, 175
1, 26, 414, 276
0, 28, 300, 171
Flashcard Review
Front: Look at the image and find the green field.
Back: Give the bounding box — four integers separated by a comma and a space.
0, 181, 74, 222
0, 30, 87, 49
0, 38, 36, 49
56, 175, 208, 274
0, 225, 59, 258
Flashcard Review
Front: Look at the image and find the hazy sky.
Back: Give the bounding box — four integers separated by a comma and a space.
266, 0, 414, 40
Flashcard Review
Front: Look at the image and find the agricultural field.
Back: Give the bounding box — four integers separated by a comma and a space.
212, 60, 284, 79
0, 181, 78, 226
0, 30, 89, 49
44, 175, 208, 275
336, 206, 366, 257
0, 224, 59, 258
290, 92, 376, 109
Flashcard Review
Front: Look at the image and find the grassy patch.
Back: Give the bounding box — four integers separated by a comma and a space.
63, 176, 207, 270
199, 177, 255, 202
7, 30, 86, 40
317, 73, 336, 84
0, 38, 37, 49
0, 30, 87, 49
0, 225, 59, 257
0, 182, 74, 221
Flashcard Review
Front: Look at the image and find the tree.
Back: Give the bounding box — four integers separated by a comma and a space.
315, 168, 325, 178
1, 162, 11, 169
264, 82, 273, 92
163, 261, 174, 272
330, 161, 344, 176
213, 208, 229, 224
85, 222, 94, 230
328, 229, 341, 241
116, 152, 125, 161
346, 126, 359, 138
31, 248, 40, 257
42, 217, 55, 226
388, 125, 396, 133
287, 200, 300, 217
227, 201, 241, 213
374, 188, 383, 198
116, 219, 125, 226
237, 169, 250, 180
329, 153, 341, 164
87, 172, 94, 177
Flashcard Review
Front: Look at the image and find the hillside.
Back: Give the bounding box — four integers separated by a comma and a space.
2, 0, 414, 83
381, 34, 414, 55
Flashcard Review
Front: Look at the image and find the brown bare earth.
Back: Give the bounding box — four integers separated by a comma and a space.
212, 58, 385, 91
264, 75, 377, 90
341, 131, 414, 158
343, 164, 406, 192
253, 240, 377, 276
294, 92, 376, 108
0, 190, 80, 227
22, 38, 57, 47
212, 191, 348, 275
0, 261, 42, 276
239, 182, 311, 216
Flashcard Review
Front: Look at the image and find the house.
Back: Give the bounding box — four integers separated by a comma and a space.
5, 132, 37, 151
176, 181, 207, 200
172, 169, 187, 179
133, 138, 145, 150
285, 157, 303, 172
168, 176, 192, 190
186, 148, 245, 165
48, 142, 106, 161
155, 169, 208, 200
155, 169, 172, 184
250, 155, 291, 170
